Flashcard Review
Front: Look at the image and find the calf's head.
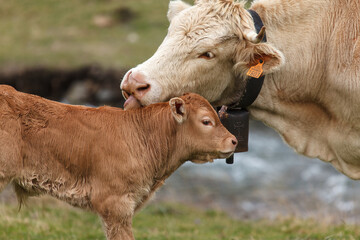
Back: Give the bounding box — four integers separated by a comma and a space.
169, 93, 237, 163
121, 0, 284, 110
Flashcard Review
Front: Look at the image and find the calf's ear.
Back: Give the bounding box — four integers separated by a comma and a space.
234, 42, 285, 77
167, 0, 191, 22
169, 97, 187, 124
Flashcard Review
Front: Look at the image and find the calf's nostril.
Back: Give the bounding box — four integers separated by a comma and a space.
232, 139, 237, 145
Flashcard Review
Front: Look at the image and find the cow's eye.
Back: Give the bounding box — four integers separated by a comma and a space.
202, 119, 213, 126
199, 52, 215, 60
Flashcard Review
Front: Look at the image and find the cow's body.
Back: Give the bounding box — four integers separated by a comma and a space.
249, 0, 360, 179
121, 0, 360, 179
0, 85, 236, 240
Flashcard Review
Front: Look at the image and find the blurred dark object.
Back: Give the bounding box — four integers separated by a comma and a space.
218, 106, 249, 163
114, 7, 137, 24
0, 65, 127, 108
225, 155, 234, 164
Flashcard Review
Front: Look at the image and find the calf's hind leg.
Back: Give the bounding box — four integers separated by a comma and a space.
0, 175, 11, 193
0, 132, 22, 192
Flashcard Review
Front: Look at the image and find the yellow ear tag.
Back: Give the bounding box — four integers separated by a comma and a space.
246, 60, 264, 78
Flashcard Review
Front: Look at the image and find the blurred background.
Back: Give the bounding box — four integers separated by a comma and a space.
1, 0, 360, 229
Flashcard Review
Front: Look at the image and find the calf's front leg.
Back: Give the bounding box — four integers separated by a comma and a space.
102, 216, 134, 240
93, 195, 135, 240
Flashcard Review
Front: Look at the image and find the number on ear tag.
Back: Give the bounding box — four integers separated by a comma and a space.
246, 60, 264, 79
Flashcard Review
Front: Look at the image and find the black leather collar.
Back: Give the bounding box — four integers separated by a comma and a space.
237, 9, 266, 108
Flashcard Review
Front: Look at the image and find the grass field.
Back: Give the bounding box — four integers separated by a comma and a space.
0, 198, 359, 240
0, 0, 253, 69
1, 1, 360, 239
0, 0, 171, 69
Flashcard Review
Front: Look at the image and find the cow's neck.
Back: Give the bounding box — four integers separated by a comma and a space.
246, 0, 360, 178
249, 0, 331, 118
250, 0, 330, 111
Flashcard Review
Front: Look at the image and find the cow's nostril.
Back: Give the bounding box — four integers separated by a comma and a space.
232, 139, 237, 145
122, 90, 130, 99
137, 84, 150, 92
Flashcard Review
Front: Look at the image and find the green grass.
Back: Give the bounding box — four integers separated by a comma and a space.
0, 0, 254, 70
0, 0, 171, 69
1, 1, 359, 240
0, 198, 359, 240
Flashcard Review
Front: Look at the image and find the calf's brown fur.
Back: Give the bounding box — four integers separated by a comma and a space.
0, 85, 236, 240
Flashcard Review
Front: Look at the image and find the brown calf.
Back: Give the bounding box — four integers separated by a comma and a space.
0, 85, 237, 240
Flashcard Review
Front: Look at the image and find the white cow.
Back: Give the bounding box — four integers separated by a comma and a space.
121, 0, 360, 179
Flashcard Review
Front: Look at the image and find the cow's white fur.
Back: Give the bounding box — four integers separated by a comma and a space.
249, 0, 360, 179
121, 0, 360, 179
122, 0, 284, 107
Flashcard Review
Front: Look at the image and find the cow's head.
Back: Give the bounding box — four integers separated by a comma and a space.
121, 0, 284, 110
169, 93, 237, 163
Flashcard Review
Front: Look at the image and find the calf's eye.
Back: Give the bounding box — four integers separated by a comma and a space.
199, 52, 215, 60
202, 119, 212, 126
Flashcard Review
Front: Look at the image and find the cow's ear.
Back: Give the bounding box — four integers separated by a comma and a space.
167, 0, 191, 22
169, 97, 187, 124
234, 42, 285, 77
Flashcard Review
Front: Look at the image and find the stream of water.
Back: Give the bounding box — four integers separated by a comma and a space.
157, 120, 360, 223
